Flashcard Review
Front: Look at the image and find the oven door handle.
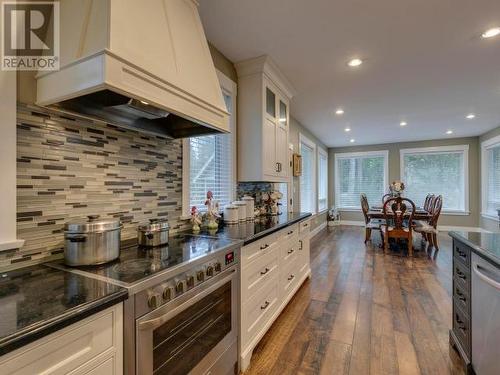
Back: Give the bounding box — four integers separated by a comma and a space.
138, 268, 236, 331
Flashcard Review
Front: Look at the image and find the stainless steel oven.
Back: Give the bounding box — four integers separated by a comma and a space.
136, 264, 238, 375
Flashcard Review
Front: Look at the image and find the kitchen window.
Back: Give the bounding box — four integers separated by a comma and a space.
334, 151, 389, 210
299, 134, 317, 214
183, 71, 237, 213
401, 145, 469, 214
317, 148, 328, 212
481, 135, 500, 220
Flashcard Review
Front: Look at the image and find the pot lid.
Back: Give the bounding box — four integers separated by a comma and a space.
64, 215, 120, 233
138, 218, 170, 232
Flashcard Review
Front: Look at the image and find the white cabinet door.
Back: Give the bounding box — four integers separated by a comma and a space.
276, 125, 288, 178
263, 117, 277, 177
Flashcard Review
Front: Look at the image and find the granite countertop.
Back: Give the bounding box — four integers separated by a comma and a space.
0, 264, 128, 356
193, 212, 312, 245
449, 231, 500, 267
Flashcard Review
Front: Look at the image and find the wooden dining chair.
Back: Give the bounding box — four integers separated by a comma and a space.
423, 194, 435, 212
382, 193, 392, 204
360, 194, 385, 245
381, 196, 416, 256
414, 195, 443, 253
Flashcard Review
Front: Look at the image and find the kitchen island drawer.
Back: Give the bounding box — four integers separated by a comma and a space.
241, 246, 279, 301
453, 283, 470, 315
453, 240, 471, 267
453, 259, 471, 292
452, 300, 471, 359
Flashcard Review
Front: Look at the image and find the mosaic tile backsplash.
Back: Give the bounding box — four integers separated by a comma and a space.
5, 104, 189, 269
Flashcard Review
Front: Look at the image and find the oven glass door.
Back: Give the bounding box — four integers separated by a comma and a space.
137, 268, 237, 375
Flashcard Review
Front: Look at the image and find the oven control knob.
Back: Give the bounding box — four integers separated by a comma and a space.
148, 292, 161, 309
214, 262, 222, 273
196, 270, 205, 282
206, 265, 214, 277
175, 280, 184, 294
162, 286, 173, 301
186, 275, 195, 289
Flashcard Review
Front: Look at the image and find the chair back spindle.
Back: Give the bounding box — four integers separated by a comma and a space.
383, 196, 416, 230
360, 194, 370, 224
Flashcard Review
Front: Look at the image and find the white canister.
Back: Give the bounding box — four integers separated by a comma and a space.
242, 195, 255, 221
223, 204, 239, 224
232, 201, 247, 222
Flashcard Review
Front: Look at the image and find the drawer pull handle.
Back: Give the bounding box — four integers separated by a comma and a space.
456, 269, 466, 280
456, 289, 467, 302
299, 240, 303, 250
260, 244, 269, 250
260, 268, 270, 276
288, 274, 295, 281
287, 230, 294, 235
456, 247, 467, 259
456, 316, 467, 332
261, 301, 270, 310
304, 223, 308, 227
287, 249, 294, 254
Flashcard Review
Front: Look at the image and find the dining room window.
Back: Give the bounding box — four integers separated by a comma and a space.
401, 145, 469, 214
481, 135, 500, 220
183, 71, 236, 213
334, 151, 389, 210
300, 134, 317, 214
317, 148, 328, 212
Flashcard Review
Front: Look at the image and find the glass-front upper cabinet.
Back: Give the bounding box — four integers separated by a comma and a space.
266, 87, 276, 118
279, 99, 287, 128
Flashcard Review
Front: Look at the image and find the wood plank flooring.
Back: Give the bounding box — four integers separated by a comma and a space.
243, 225, 464, 375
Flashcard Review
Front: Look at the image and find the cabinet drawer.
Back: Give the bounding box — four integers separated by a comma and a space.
453, 240, 471, 267
280, 257, 298, 301
278, 224, 299, 243
452, 300, 471, 358
241, 246, 279, 301
453, 282, 470, 315
0, 304, 122, 375
241, 277, 279, 346
242, 233, 279, 266
299, 220, 311, 234
280, 239, 298, 266
453, 258, 470, 292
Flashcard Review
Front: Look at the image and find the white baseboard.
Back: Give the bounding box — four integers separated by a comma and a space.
337, 221, 490, 233
310, 221, 327, 237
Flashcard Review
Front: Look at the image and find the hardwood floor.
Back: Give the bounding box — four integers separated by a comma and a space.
243, 225, 465, 375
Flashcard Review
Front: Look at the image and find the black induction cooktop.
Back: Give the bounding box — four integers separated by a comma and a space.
56, 234, 240, 285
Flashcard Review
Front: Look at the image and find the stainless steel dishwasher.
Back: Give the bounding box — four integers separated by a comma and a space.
471, 253, 500, 375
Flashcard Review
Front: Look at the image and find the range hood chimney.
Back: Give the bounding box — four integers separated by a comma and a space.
36, 0, 229, 138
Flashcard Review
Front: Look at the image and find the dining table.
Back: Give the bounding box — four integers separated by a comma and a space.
368, 205, 432, 221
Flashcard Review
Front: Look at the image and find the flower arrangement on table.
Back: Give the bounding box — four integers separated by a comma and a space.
389, 180, 405, 197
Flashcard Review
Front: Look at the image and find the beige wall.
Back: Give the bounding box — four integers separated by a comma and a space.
208, 43, 238, 83
479, 126, 500, 232
328, 137, 480, 228
290, 117, 328, 230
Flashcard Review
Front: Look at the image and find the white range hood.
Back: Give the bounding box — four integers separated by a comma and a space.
36, 0, 229, 138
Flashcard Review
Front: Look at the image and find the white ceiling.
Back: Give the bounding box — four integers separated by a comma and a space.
199, 0, 500, 147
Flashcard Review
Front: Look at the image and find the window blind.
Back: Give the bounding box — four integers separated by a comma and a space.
300, 142, 316, 213
189, 92, 233, 210
402, 148, 467, 212
485, 144, 500, 217
335, 153, 387, 209
318, 151, 328, 211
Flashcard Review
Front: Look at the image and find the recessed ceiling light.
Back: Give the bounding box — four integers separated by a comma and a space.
344, 127, 351, 132
400, 121, 407, 127
350, 138, 355, 143
347, 58, 363, 67
482, 27, 500, 39
466, 113, 476, 119
335, 108, 345, 115
446, 130, 453, 135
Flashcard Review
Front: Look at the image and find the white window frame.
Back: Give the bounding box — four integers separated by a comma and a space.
400, 145, 469, 215
481, 134, 500, 221
334, 150, 389, 211
182, 70, 237, 218
317, 147, 328, 213
299, 133, 317, 214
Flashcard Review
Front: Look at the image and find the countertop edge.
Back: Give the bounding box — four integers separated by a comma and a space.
243, 213, 312, 246
0, 288, 128, 357
449, 231, 500, 268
